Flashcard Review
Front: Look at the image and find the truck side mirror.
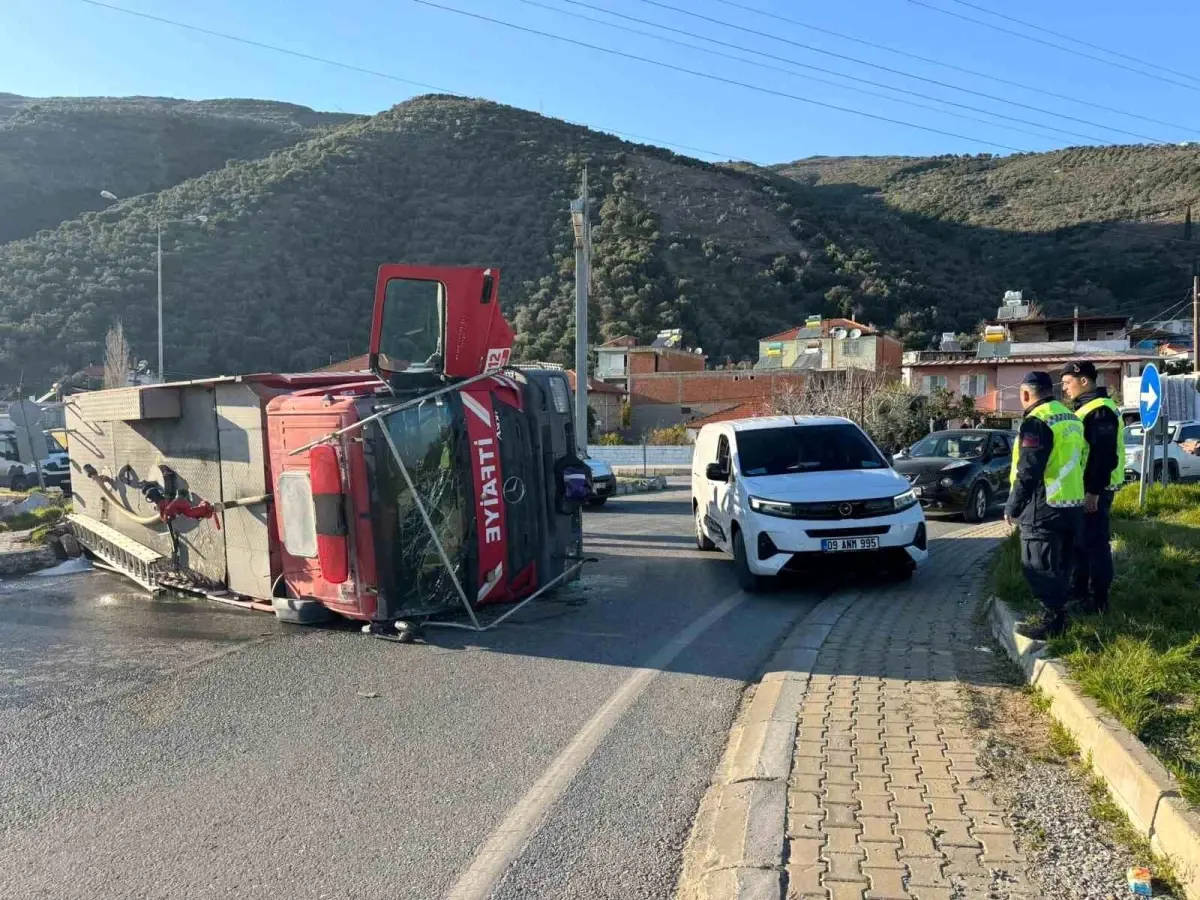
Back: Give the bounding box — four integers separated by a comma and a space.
705, 462, 728, 482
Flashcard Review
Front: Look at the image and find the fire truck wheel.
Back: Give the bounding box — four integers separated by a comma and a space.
271, 595, 332, 626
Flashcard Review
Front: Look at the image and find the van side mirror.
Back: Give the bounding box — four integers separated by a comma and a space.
705, 462, 728, 482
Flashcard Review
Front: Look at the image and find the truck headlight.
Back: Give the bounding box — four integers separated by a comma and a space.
749, 497, 799, 518
893, 489, 918, 511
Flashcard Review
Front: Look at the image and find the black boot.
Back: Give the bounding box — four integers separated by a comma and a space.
1015, 609, 1067, 641
1081, 593, 1109, 615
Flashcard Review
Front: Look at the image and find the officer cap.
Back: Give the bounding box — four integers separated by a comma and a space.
1020, 371, 1053, 392
1059, 360, 1098, 380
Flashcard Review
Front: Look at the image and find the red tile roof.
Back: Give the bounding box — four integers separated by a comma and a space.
685, 400, 771, 428
760, 318, 876, 343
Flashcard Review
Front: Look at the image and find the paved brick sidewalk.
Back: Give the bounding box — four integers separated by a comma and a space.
785, 522, 1029, 900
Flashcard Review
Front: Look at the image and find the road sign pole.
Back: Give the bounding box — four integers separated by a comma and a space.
1160, 414, 1171, 487
1139, 423, 1152, 506
1137, 363, 1163, 507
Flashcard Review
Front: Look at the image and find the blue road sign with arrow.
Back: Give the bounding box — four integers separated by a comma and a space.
1139, 363, 1162, 430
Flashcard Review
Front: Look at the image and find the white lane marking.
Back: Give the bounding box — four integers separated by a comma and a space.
442, 588, 748, 900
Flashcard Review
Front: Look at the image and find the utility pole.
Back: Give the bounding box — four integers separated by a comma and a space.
157, 222, 164, 384
1193, 274, 1198, 374
570, 167, 591, 459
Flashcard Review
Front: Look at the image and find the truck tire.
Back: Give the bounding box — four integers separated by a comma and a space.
9, 471, 27, 492
272, 595, 332, 626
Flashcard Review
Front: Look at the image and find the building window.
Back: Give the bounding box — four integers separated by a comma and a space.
958, 374, 987, 398
842, 339, 863, 357
921, 374, 948, 395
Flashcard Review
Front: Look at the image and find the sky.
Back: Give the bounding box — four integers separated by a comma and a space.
3, 0, 1200, 163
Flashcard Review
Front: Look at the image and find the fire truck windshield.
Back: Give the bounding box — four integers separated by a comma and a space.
375, 397, 469, 611
378, 278, 443, 372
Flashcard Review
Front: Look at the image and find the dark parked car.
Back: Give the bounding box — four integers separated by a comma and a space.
892, 429, 1014, 522
583, 456, 616, 507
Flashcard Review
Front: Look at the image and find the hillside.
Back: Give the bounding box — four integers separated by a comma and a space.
0, 95, 973, 387
772, 146, 1200, 322
778, 145, 1200, 232
1, 96, 1199, 390
0, 94, 359, 243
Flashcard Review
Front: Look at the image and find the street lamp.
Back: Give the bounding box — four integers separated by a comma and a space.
569, 180, 591, 457
99, 191, 206, 382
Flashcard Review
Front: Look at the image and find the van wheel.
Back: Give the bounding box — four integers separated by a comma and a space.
9, 472, 27, 492
963, 483, 989, 523
733, 529, 768, 593
695, 506, 716, 551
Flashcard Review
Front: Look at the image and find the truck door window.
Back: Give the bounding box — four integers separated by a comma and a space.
1, 438, 18, 462
378, 278, 444, 372
277, 471, 318, 558
716, 435, 731, 474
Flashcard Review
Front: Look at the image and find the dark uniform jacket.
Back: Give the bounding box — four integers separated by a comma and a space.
1073, 387, 1120, 494
1004, 397, 1067, 530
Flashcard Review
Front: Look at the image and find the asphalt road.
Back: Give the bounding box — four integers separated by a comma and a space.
0, 485, 972, 900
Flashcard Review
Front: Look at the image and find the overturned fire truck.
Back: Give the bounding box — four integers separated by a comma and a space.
65, 264, 590, 639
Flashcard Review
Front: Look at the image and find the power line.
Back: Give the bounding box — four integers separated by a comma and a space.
631, 0, 1167, 144
521, 0, 1076, 144
906, 0, 1200, 93
1130, 293, 1194, 328
706, 0, 1200, 137
75, 0, 458, 95
412, 0, 1026, 152
942, 0, 1200, 87
67, 0, 1200, 257
71, 0, 737, 160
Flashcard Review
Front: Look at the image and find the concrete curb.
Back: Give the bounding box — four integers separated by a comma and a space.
677, 592, 860, 900
0, 541, 56, 577
613, 475, 669, 496
988, 596, 1200, 899
612, 465, 691, 477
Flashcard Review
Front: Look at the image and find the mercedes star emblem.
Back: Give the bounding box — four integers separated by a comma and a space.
503, 476, 526, 504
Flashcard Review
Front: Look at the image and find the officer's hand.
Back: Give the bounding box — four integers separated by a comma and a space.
1003, 513, 1013, 529
1085, 493, 1099, 514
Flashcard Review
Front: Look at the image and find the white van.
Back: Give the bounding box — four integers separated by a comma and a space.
691, 416, 928, 591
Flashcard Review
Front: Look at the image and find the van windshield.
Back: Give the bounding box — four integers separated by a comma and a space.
736, 424, 887, 476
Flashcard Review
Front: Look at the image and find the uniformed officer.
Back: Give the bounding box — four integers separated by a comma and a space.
1003, 371, 1088, 640
1061, 360, 1122, 614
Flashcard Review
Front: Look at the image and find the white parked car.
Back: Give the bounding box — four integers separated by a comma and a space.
1124, 420, 1200, 482
691, 416, 928, 592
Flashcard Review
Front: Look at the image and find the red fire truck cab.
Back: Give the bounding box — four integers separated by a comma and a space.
66, 265, 589, 637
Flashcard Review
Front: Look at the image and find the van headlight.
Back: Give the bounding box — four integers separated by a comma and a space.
893, 489, 918, 511
749, 497, 799, 518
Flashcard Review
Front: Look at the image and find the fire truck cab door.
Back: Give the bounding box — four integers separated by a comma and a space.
369, 264, 514, 380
